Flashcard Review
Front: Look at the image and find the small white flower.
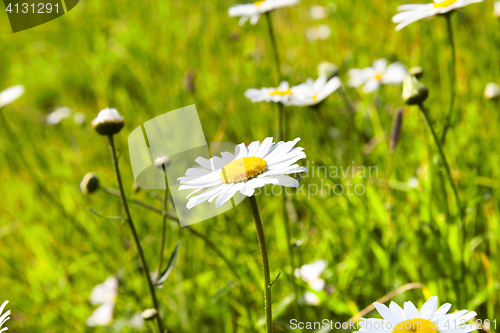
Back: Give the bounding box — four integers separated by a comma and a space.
73, 112, 86, 125
304, 292, 320, 306
289, 76, 341, 106
392, 0, 483, 31
0, 300, 11, 332
0, 85, 25, 109
294, 259, 326, 291
86, 276, 118, 327
229, 0, 299, 26
306, 25, 331, 43
348, 59, 407, 93
408, 177, 420, 188
309, 5, 328, 19
357, 296, 478, 333
484, 82, 500, 100
155, 156, 172, 169
245, 81, 294, 104
45, 107, 72, 126
178, 137, 307, 209
495, 1, 500, 17
91, 108, 125, 135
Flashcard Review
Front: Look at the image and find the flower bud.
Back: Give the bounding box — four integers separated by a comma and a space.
91, 108, 124, 135
154, 156, 172, 169
80, 173, 99, 194
409, 66, 423, 79
484, 83, 500, 100
402, 75, 428, 105
317, 61, 339, 80
141, 308, 158, 321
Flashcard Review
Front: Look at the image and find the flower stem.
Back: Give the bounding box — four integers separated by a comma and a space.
265, 12, 282, 83
417, 104, 463, 220
155, 166, 170, 285
248, 195, 273, 333
441, 13, 456, 143
107, 135, 164, 333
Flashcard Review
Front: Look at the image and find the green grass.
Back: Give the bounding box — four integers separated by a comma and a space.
1, 0, 499, 331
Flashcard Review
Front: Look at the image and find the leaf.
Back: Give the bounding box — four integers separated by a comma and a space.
87, 207, 127, 220
211, 281, 236, 303
155, 241, 181, 288
269, 270, 281, 289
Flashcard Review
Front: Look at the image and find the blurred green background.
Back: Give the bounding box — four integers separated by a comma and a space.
1, 0, 499, 331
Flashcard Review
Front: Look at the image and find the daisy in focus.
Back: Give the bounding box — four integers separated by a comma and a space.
357, 296, 478, 333
0, 300, 10, 332
178, 137, 307, 209
0, 85, 25, 109
392, 0, 483, 31
228, 0, 299, 26
86, 276, 118, 327
245, 81, 294, 104
348, 59, 407, 93
289, 76, 341, 106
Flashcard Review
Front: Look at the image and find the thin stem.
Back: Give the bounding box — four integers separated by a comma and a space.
441, 13, 456, 143
265, 12, 282, 83
248, 195, 273, 333
417, 104, 463, 220
107, 135, 164, 333
155, 166, 169, 285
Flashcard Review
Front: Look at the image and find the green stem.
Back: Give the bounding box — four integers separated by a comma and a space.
155, 166, 169, 285
107, 135, 164, 333
417, 104, 463, 220
441, 13, 456, 143
265, 12, 282, 83
248, 195, 273, 333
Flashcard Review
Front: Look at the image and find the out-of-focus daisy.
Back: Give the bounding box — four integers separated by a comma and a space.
348, 59, 407, 93
73, 112, 86, 125
306, 24, 331, 43
86, 276, 118, 327
245, 81, 294, 104
357, 296, 478, 333
228, 0, 299, 26
45, 107, 72, 126
289, 76, 341, 106
178, 137, 307, 209
0, 85, 25, 109
0, 300, 10, 332
495, 1, 500, 17
484, 82, 500, 100
304, 292, 320, 306
294, 259, 327, 291
392, 0, 483, 31
309, 5, 328, 19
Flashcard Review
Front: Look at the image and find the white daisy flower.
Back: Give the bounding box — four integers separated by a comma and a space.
45, 107, 72, 126
228, 0, 299, 26
294, 259, 327, 291
358, 296, 478, 333
0, 85, 25, 109
495, 1, 500, 17
91, 107, 125, 135
0, 300, 11, 332
178, 137, 307, 209
289, 76, 341, 106
348, 59, 407, 93
484, 82, 500, 100
304, 291, 321, 306
306, 24, 331, 43
245, 81, 294, 104
392, 0, 483, 31
86, 276, 118, 327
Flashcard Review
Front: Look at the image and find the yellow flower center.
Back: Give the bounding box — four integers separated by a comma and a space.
312, 94, 318, 100
392, 319, 439, 333
254, 1, 265, 6
269, 88, 293, 96
433, 0, 457, 8
373, 73, 383, 80
220, 157, 267, 184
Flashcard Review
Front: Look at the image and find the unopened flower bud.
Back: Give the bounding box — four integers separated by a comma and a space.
484, 83, 500, 100
154, 156, 172, 169
141, 308, 158, 321
402, 75, 428, 105
409, 66, 423, 79
91, 108, 124, 135
317, 61, 339, 80
80, 173, 99, 194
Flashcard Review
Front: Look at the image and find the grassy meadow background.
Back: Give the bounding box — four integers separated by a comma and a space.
1, 0, 500, 331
